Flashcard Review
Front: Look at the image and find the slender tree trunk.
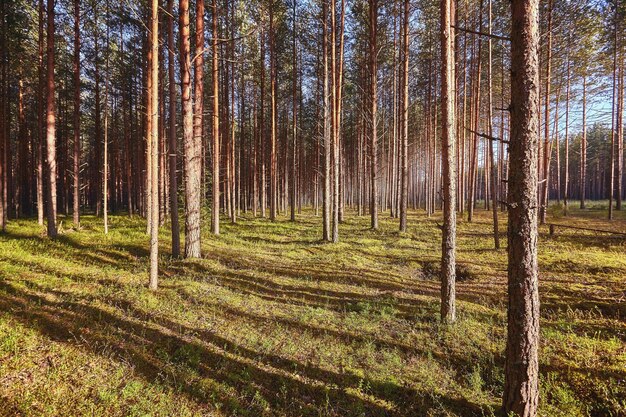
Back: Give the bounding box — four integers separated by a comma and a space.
290, 1, 297, 222
539, 0, 552, 225
149, 0, 159, 290
330, 0, 339, 241
211, 0, 220, 234
168, 0, 180, 256
73, 0, 80, 228
322, 0, 331, 241
617, 54, 624, 210
563, 51, 571, 216
260, 29, 266, 218
37, 0, 45, 226
369, 0, 379, 230
609, 10, 617, 220
269, 4, 278, 221
103, 9, 110, 234
399, 0, 409, 232
440, 0, 456, 324
45, 0, 57, 237
503, 0, 540, 414
580, 76, 587, 209
487, 0, 499, 248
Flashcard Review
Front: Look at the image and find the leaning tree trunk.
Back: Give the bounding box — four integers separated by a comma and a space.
503, 0, 540, 415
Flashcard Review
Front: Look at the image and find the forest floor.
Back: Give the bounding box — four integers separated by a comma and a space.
0, 203, 624, 417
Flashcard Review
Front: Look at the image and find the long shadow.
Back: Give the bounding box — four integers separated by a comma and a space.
0, 279, 487, 416
0, 230, 146, 273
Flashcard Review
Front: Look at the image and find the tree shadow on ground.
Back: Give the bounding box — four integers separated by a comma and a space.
0, 278, 487, 416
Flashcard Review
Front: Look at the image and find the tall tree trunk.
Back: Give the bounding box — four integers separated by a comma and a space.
440, 0, 456, 324
190, 0, 204, 248
37, 0, 45, 226
45, 0, 57, 237
487, 0, 499, 248
182, 0, 203, 253
168, 0, 180, 256
503, 0, 540, 414
539, 0, 552, 225
608, 9, 617, 220
260, 29, 266, 218
211, 0, 220, 234
73, 0, 80, 228
331, 0, 339, 241
563, 51, 570, 216
149, 0, 159, 289
269, 3, 278, 221
580, 76, 587, 209
399, 0, 409, 232
290, 0, 297, 222
617, 54, 624, 210
103, 7, 110, 234
322, 0, 331, 241
369, 0, 379, 230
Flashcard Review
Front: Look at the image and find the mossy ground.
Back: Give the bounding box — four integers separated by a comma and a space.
0, 202, 624, 416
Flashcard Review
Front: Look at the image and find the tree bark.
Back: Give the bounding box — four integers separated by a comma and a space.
440, 0, 457, 324
487, 0, 499, 248
149, 0, 160, 290
369, 0, 379, 230
37, 0, 45, 226
168, 0, 180, 257
211, 0, 220, 235
399, 0, 409, 232
503, 0, 540, 415
45, 0, 57, 237
73, 0, 80, 228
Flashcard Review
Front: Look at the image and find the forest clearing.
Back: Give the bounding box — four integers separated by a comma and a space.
0, 206, 624, 416
1, 0, 625, 414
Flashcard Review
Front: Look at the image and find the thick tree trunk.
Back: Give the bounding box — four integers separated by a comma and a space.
503, 0, 540, 415
186, 0, 204, 251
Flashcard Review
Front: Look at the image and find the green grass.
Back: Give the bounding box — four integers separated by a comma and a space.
0, 204, 624, 416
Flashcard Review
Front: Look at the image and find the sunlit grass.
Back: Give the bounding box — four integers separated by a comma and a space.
0, 204, 624, 416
